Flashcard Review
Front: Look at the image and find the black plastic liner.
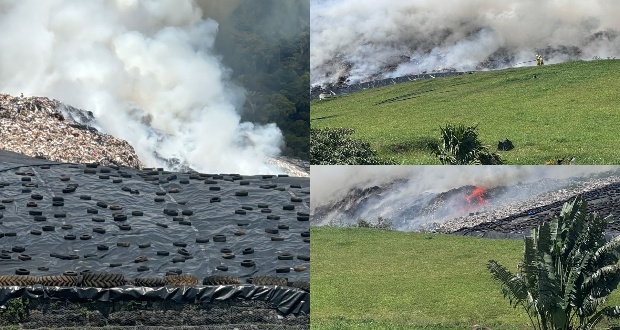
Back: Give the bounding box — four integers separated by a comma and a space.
310, 70, 471, 100
0, 150, 59, 171
0, 284, 309, 315
0, 149, 309, 282
453, 181, 620, 239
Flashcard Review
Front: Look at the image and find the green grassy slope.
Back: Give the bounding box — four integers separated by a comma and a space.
311, 60, 620, 164
310, 226, 620, 329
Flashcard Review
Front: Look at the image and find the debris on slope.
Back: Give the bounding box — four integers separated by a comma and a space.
267, 156, 310, 178
436, 176, 620, 233
0, 93, 143, 169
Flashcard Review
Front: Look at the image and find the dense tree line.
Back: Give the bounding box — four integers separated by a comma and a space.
213, 0, 310, 160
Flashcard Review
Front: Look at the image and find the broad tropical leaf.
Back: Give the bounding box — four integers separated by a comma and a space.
432, 123, 502, 165
488, 260, 528, 307
489, 195, 620, 330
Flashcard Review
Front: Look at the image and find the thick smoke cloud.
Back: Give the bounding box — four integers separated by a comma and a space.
311, 0, 620, 85
311, 165, 619, 215
0, 0, 284, 174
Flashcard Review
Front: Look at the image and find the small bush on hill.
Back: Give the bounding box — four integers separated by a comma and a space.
357, 217, 393, 229
432, 124, 502, 165
311, 127, 396, 165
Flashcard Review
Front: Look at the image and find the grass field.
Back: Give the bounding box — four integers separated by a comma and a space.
311, 60, 620, 165
310, 226, 620, 329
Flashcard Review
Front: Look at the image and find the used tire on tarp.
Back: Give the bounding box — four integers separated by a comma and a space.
202, 275, 241, 285
38, 275, 79, 287
290, 280, 310, 292
164, 274, 198, 286
252, 276, 287, 286
134, 277, 167, 287
0, 275, 37, 286
80, 272, 126, 288
0, 154, 309, 289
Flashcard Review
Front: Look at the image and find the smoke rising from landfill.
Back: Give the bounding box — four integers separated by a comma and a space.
0, 0, 284, 174
311, 0, 620, 85
311, 166, 619, 229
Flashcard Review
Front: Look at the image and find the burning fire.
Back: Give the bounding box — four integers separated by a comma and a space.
464, 186, 488, 209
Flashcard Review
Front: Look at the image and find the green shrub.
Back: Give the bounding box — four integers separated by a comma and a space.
356, 217, 393, 230
310, 127, 396, 165
0, 297, 29, 325
357, 219, 372, 228
432, 123, 502, 165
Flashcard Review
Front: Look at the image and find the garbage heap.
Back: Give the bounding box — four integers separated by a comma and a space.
0, 93, 143, 169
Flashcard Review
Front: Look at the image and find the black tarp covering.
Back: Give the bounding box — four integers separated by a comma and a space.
310, 71, 470, 100
0, 150, 309, 283
452, 181, 620, 239
0, 284, 309, 315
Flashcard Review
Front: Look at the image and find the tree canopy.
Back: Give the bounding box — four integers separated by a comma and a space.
213, 0, 309, 160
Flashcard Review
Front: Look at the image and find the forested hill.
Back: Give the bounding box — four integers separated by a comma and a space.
213, 0, 310, 160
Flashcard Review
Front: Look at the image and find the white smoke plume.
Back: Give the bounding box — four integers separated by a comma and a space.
0, 0, 284, 174
311, 165, 619, 216
311, 0, 620, 85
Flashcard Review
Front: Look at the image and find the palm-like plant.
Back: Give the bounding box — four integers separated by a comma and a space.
432, 124, 502, 165
488, 195, 620, 329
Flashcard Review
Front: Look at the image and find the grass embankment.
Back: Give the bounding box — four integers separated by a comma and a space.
310, 226, 620, 329
311, 60, 620, 164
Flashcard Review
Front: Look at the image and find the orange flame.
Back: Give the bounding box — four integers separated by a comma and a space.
465, 186, 488, 209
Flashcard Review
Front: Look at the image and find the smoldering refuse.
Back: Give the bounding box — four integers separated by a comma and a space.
311, 0, 620, 85
0, 0, 284, 174
311, 166, 620, 231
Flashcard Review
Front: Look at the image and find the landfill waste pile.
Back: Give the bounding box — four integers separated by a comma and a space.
445, 176, 620, 238
0, 94, 143, 169
310, 70, 469, 100
267, 156, 310, 178
0, 93, 309, 177
313, 173, 620, 236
